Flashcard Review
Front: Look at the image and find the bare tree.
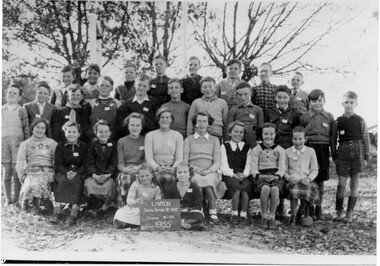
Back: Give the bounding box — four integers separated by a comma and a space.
189, 2, 341, 77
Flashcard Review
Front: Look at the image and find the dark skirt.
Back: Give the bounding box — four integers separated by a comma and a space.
308, 143, 330, 182
54, 173, 84, 204
222, 175, 254, 199
336, 141, 365, 176
257, 168, 285, 192
287, 181, 319, 204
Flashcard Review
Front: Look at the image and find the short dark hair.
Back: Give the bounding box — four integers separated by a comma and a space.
191, 111, 214, 126
308, 89, 325, 101
155, 106, 175, 123
87, 64, 101, 74
93, 119, 111, 134
67, 84, 83, 95
200, 76, 216, 87
227, 121, 245, 134
174, 162, 194, 180
226, 59, 242, 69
256, 122, 277, 142
292, 126, 307, 136
292, 71, 303, 79
188, 56, 201, 64
30, 118, 50, 138
8, 83, 22, 96
275, 85, 290, 95
343, 91, 358, 101
136, 73, 150, 83
61, 65, 73, 73
168, 78, 182, 87
235, 81, 252, 91
62, 121, 81, 133
98, 76, 114, 87
153, 55, 167, 64
122, 112, 145, 129
260, 62, 272, 71
36, 81, 51, 92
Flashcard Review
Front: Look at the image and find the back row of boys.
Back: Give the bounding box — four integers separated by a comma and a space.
10, 55, 370, 220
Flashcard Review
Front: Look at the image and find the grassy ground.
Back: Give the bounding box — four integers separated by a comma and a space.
1, 157, 377, 260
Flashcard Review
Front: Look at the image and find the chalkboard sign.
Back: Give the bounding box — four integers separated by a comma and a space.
140, 199, 181, 231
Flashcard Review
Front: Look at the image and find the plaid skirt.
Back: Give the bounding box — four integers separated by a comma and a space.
287, 181, 319, 204
20, 165, 54, 202
116, 166, 140, 208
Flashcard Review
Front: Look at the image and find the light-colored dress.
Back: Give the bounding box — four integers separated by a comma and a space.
16, 136, 58, 202
113, 181, 162, 225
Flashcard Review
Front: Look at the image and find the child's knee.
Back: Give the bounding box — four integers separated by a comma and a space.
270, 186, 279, 196
261, 186, 270, 194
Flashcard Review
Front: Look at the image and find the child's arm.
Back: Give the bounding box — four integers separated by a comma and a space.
20, 108, 30, 140
242, 149, 252, 177
126, 182, 139, 206
307, 148, 319, 181
183, 137, 190, 164
220, 144, 234, 177
187, 102, 197, 137
117, 140, 126, 173
15, 141, 27, 182
209, 138, 221, 174
144, 132, 160, 171
154, 186, 162, 200
284, 151, 290, 181
249, 146, 260, 178
331, 120, 338, 161
361, 118, 371, 162
173, 134, 184, 168
275, 147, 286, 178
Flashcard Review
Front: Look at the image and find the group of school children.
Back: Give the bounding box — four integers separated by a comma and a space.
2, 55, 371, 231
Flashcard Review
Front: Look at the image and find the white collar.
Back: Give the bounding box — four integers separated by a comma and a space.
276, 104, 288, 110
194, 132, 209, 139
36, 101, 46, 107
132, 95, 149, 102
292, 146, 305, 154
229, 141, 244, 151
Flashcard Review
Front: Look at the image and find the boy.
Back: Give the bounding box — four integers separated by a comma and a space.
264, 85, 300, 218
117, 74, 159, 137
227, 81, 264, 148
2, 84, 30, 206
24, 81, 57, 132
115, 62, 137, 103
148, 55, 170, 107
289, 72, 309, 115
161, 78, 190, 138
181, 56, 203, 105
187, 76, 228, 142
331, 91, 370, 222
216, 59, 242, 108
82, 64, 101, 104
252, 63, 277, 110
300, 89, 334, 220
51, 65, 73, 108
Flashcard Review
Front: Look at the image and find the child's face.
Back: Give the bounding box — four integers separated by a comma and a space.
290, 74, 303, 90
135, 79, 150, 97
64, 125, 80, 144
176, 165, 191, 183
32, 122, 46, 139
309, 96, 325, 112
96, 124, 111, 143
158, 111, 173, 130
342, 96, 357, 114
201, 81, 216, 99
87, 69, 100, 85
195, 115, 209, 134
36, 86, 50, 104
154, 58, 167, 76
259, 64, 272, 83
262, 127, 276, 147
98, 79, 113, 98
167, 82, 183, 100
227, 63, 241, 80
68, 89, 83, 105
187, 59, 200, 76
138, 169, 153, 186
6, 87, 21, 104
128, 117, 143, 138
61, 71, 73, 87
236, 87, 251, 105
124, 67, 136, 82
275, 91, 290, 108
229, 125, 244, 143
292, 132, 306, 150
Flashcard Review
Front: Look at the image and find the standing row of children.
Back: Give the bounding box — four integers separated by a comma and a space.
2, 55, 370, 230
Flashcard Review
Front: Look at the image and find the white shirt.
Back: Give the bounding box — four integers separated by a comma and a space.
37, 102, 46, 114
194, 132, 210, 140
220, 141, 251, 177
132, 95, 149, 105
292, 146, 306, 156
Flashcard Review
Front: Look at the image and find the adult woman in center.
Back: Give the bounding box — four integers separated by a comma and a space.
144, 107, 183, 197
183, 111, 226, 224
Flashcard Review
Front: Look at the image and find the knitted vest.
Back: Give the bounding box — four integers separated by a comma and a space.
224, 142, 250, 173
337, 114, 363, 142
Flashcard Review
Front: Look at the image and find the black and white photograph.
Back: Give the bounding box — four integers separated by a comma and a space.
1, 0, 377, 264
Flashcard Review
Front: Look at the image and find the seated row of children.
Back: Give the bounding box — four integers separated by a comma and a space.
3, 55, 370, 230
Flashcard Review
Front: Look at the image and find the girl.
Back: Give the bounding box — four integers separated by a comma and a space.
51, 121, 88, 225
285, 126, 319, 226
116, 113, 146, 208
84, 120, 117, 217
183, 112, 226, 224
221, 121, 252, 226
82, 64, 100, 105
113, 163, 162, 229
16, 118, 58, 214
166, 163, 205, 231
250, 123, 285, 230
